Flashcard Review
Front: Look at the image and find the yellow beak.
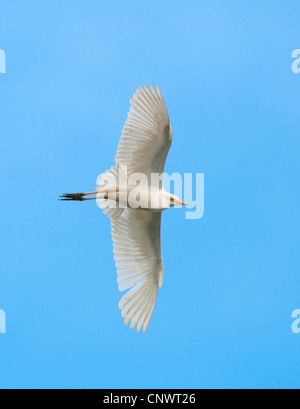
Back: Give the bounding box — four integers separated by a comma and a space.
176, 199, 188, 206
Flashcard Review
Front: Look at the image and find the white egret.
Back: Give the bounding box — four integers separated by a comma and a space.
61, 85, 187, 332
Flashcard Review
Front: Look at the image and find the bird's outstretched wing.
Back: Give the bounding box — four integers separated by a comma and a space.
111, 209, 163, 332
115, 85, 172, 177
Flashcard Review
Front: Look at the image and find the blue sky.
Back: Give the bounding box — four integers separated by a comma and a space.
0, 1, 300, 389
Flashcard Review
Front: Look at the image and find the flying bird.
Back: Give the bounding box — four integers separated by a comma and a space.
61, 85, 187, 332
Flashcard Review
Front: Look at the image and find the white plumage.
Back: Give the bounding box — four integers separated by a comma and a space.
115, 85, 172, 177
61, 85, 187, 333
112, 210, 162, 332
109, 86, 171, 332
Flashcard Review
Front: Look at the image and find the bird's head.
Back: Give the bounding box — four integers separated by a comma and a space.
169, 193, 188, 207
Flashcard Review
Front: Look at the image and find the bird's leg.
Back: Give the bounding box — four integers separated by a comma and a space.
59, 191, 98, 201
